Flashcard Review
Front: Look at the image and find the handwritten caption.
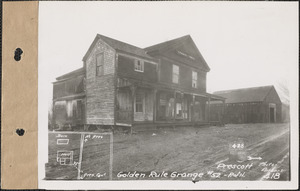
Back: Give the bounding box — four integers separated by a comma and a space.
115, 160, 284, 180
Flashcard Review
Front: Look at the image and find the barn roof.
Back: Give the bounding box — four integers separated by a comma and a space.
56, 67, 85, 81
82, 34, 155, 61
213, 85, 275, 103
144, 35, 210, 71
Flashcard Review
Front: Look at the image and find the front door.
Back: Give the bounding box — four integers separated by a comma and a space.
269, 103, 276, 123
270, 107, 275, 123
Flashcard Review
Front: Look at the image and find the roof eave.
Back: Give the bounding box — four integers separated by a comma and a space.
82, 34, 100, 62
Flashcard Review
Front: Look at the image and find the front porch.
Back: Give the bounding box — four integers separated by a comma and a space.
115, 78, 225, 131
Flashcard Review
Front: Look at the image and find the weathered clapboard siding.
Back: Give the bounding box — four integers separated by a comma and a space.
116, 88, 132, 123
53, 99, 85, 126
117, 54, 157, 83
264, 87, 282, 123
145, 35, 210, 72
157, 57, 207, 93
52, 70, 85, 126
53, 75, 85, 99
212, 86, 282, 124
85, 39, 116, 125
225, 102, 263, 124
197, 70, 206, 92
211, 101, 281, 124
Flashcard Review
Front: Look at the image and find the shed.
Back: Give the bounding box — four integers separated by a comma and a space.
211, 86, 282, 124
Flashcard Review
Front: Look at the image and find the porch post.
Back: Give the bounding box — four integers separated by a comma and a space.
181, 93, 184, 120
173, 91, 177, 121
130, 85, 136, 124
153, 89, 157, 123
207, 97, 211, 123
192, 95, 195, 124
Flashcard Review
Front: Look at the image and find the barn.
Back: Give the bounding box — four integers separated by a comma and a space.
210, 86, 282, 124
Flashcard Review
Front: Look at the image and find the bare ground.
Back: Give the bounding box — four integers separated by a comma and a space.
46, 123, 290, 181
111, 123, 290, 181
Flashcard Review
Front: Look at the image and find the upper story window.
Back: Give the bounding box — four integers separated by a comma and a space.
96, 53, 104, 76
192, 71, 198, 88
134, 60, 144, 72
172, 64, 179, 84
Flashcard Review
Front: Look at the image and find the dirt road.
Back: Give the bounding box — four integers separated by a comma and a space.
112, 123, 290, 181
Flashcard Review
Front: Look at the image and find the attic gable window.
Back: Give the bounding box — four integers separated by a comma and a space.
172, 64, 179, 84
192, 71, 198, 88
96, 53, 104, 76
134, 60, 144, 72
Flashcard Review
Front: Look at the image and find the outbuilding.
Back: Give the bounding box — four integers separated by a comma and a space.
210, 86, 282, 124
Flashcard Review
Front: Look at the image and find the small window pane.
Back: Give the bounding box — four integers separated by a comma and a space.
176, 103, 182, 116
134, 60, 144, 72
192, 71, 197, 80
172, 65, 179, 83
192, 71, 197, 88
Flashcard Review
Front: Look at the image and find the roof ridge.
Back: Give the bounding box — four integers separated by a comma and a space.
214, 85, 273, 94
144, 35, 191, 51
83, 34, 155, 61
261, 86, 276, 102
213, 85, 276, 104
97, 34, 146, 51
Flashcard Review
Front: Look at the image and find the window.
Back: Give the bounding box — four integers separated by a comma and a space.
176, 103, 182, 117
135, 92, 144, 113
96, 53, 104, 76
134, 60, 144, 72
172, 64, 179, 84
192, 71, 198, 88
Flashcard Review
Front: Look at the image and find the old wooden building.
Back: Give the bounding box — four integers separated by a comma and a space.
210, 86, 282, 124
52, 34, 225, 131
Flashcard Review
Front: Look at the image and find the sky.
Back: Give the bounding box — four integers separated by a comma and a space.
39, 1, 298, 104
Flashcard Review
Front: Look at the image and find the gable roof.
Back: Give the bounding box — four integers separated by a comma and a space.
213, 85, 276, 104
82, 34, 155, 62
145, 35, 190, 53
56, 67, 85, 81
144, 35, 210, 71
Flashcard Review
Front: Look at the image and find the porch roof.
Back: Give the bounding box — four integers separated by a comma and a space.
117, 77, 225, 101
55, 67, 85, 81
53, 92, 85, 102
